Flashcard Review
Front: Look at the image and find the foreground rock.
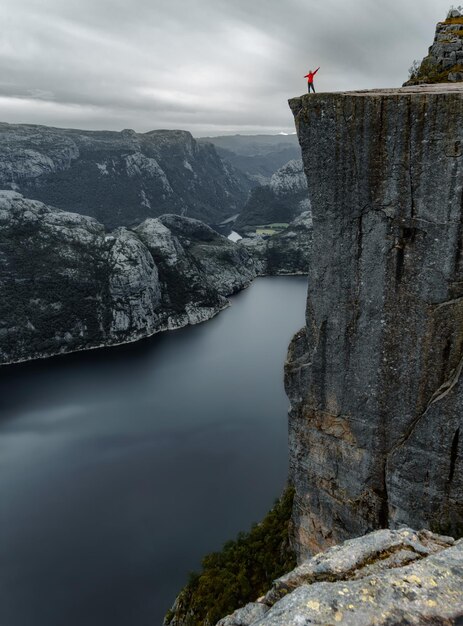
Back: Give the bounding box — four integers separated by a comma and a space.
0, 124, 251, 228
239, 211, 312, 275
216, 528, 463, 626
405, 9, 463, 85
0, 191, 256, 364
286, 84, 463, 558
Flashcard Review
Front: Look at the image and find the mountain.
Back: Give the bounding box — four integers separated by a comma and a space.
0, 123, 252, 229
198, 134, 301, 183
405, 8, 463, 85
0, 191, 257, 364
239, 211, 312, 275
234, 159, 309, 232
0, 190, 310, 365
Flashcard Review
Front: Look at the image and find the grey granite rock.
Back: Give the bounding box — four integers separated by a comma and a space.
215, 528, 463, 626
405, 12, 463, 85
286, 84, 463, 558
216, 603, 269, 626
0, 124, 251, 228
0, 192, 257, 364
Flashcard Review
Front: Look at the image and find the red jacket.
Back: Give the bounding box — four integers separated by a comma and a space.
304, 67, 320, 83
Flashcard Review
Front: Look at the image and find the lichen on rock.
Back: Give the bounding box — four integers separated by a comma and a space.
215, 528, 463, 626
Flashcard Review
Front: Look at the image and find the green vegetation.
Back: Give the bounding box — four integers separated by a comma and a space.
409, 55, 463, 84
254, 223, 289, 236
164, 487, 296, 626
442, 16, 463, 25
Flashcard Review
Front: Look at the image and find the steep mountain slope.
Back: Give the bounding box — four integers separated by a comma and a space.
198, 134, 301, 183
239, 211, 312, 275
234, 159, 309, 232
0, 124, 251, 228
0, 191, 256, 364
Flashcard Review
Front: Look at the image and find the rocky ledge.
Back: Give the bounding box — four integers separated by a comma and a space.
287, 83, 463, 558
216, 528, 463, 626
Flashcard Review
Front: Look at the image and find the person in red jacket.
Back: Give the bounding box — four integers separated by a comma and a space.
304, 67, 320, 93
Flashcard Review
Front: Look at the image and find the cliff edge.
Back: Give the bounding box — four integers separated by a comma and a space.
287, 84, 463, 559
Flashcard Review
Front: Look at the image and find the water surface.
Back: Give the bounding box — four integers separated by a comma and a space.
0, 276, 308, 626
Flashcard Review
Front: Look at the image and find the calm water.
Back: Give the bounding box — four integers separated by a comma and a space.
0, 276, 308, 626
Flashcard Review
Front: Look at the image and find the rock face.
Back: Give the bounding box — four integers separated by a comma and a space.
215, 528, 463, 626
0, 191, 256, 364
286, 85, 463, 559
0, 124, 251, 228
239, 211, 312, 275
234, 160, 309, 232
405, 9, 463, 85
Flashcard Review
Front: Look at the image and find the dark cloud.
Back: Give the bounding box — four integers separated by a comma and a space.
0, 0, 452, 134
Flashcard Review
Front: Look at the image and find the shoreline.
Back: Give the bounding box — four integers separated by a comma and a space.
1, 274, 308, 368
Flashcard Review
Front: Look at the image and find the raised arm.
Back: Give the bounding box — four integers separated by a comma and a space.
314, 67, 320, 75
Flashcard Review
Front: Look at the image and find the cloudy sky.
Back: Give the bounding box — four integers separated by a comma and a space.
0, 0, 454, 135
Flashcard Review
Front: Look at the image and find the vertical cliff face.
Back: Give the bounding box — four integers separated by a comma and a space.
286, 84, 463, 559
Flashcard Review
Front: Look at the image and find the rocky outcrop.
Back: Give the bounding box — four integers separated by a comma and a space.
239, 211, 312, 275
215, 528, 463, 626
0, 124, 251, 228
0, 191, 256, 364
286, 84, 463, 559
405, 9, 463, 85
234, 160, 309, 232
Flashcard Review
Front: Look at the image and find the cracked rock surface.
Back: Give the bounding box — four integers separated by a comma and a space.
286, 85, 463, 558
216, 528, 463, 626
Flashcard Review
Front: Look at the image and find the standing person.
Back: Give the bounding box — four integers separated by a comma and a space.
304, 67, 320, 93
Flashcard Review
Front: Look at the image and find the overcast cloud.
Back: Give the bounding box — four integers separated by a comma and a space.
0, 0, 454, 135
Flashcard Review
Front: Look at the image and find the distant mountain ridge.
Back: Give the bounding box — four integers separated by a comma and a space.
234, 159, 309, 232
0, 123, 251, 229
198, 134, 301, 184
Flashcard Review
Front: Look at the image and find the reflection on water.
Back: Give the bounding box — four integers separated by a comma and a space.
0, 276, 308, 626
